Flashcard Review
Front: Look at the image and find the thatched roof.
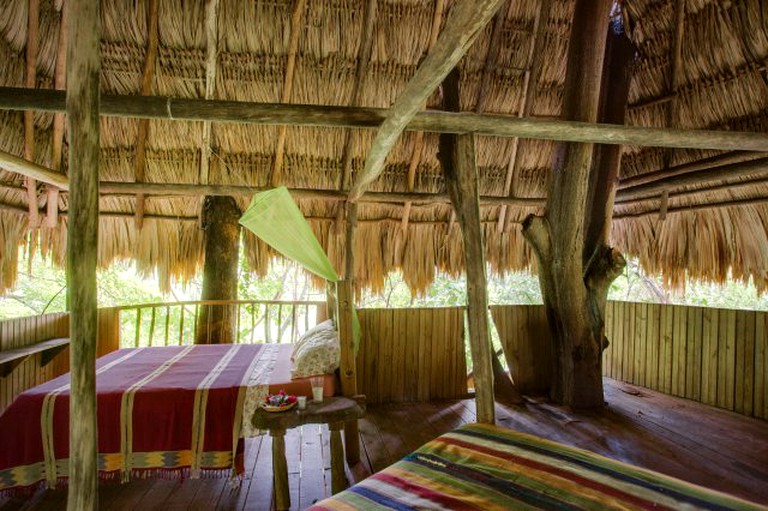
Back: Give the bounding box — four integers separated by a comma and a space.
0, 0, 767, 295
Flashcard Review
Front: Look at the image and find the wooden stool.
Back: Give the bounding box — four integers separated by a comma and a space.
251, 396, 366, 510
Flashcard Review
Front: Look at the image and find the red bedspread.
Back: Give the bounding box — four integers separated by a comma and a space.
0, 344, 265, 495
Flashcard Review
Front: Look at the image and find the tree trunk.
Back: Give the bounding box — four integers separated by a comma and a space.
522, 1, 632, 408
196, 196, 241, 344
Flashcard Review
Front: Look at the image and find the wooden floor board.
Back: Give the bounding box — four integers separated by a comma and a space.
3, 378, 767, 510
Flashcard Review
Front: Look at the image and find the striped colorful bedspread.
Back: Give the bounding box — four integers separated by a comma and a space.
0, 343, 281, 496
311, 423, 766, 511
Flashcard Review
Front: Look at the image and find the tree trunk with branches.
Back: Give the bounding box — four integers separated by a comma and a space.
522, 1, 635, 408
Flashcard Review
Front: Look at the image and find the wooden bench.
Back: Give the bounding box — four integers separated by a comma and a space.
0, 338, 70, 378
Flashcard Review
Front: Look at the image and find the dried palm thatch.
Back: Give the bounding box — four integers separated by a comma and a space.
0, 0, 767, 295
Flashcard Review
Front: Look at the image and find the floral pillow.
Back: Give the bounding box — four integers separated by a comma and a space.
291, 320, 340, 378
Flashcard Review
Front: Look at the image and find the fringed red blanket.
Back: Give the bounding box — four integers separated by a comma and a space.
0, 344, 268, 496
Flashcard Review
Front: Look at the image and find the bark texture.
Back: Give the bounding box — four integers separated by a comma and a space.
522, 2, 633, 408
438, 69, 499, 423
66, 0, 100, 508
196, 196, 241, 344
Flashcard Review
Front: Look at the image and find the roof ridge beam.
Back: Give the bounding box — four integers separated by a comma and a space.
2, 87, 768, 152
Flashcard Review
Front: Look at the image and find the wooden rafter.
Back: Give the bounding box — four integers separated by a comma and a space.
615, 195, 768, 219
0, 149, 70, 189
269, 0, 307, 187
3, 87, 768, 151
8, 145, 765, 212
45, 0, 68, 228
618, 151, 764, 189
198, 0, 220, 190
401, 0, 446, 234
24, 0, 39, 228
335, 0, 378, 234
348, 0, 507, 201
134, 0, 159, 229
659, 0, 686, 183
5, 196, 768, 223
339, 0, 377, 192
616, 156, 768, 203
498, 0, 552, 233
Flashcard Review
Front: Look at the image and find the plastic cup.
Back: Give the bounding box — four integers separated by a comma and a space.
312, 386, 324, 402
297, 396, 307, 410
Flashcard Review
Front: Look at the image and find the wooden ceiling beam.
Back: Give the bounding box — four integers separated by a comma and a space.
5, 195, 764, 224
270, 0, 306, 187
348, 0, 507, 201
24, 0, 39, 229
134, 0, 159, 229
3, 87, 768, 152
616, 156, 768, 203
6, 143, 768, 212
46, 0, 68, 228
618, 151, 764, 189
615, 196, 768, 219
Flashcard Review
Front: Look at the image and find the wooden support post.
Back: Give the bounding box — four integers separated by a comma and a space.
195, 196, 241, 344
66, 0, 100, 508
439, 70, 495, 424
337, 200, 360, 463
271, 428, 290, 511
329, 422, 347, 494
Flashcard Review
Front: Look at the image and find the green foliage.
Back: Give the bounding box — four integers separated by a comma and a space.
0, 250, 765, 323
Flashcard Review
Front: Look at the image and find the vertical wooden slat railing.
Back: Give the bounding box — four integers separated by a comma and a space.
492, 302, 768, 420
0, 309, 120, 414
0, 312, 69, 413
356, 307, 469, 405
114, 300, 326, 348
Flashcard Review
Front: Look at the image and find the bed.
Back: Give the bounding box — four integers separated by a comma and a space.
310, 422, 766, 511
0, 342, 336, 496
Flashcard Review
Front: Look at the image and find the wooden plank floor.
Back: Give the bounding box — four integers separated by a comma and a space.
2, 378, 767, 510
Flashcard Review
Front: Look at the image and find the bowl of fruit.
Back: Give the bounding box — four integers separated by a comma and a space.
262, 390, 298, 412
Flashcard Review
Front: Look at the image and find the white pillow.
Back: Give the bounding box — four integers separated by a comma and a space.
291, 320, 340, 378
291, 319, 334, 360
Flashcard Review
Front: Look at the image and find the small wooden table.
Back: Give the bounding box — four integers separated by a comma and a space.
251, 396, 366, 510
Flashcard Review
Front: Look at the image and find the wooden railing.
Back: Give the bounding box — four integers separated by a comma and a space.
492, 302, 768, 421
114, 300, 327, 348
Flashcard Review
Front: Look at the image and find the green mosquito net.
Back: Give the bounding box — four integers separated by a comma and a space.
239, 186, 360, 351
